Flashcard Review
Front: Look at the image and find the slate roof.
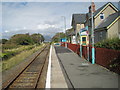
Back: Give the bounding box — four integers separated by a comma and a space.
93, 3, 107, 17
71, 14, 86, 25
95, 11, 120, 30
93, 2, 119, 18
67, 31, 75, 36
66, 28, 74, 36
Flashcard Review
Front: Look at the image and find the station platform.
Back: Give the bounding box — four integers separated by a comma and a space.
51, 45, 68, 88
50, 45, 119, 88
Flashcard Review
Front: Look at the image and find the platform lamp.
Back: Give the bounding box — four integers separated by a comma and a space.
79, 29, 82, 57
62, 16, 67, 48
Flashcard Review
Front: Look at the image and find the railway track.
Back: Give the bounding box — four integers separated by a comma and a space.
2, 44, 50, 89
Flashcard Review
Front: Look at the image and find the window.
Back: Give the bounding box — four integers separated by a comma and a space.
100, 32, 102, 39
82, 37, 86, 41
82, 37, 86, 45
100, 13, 104, 19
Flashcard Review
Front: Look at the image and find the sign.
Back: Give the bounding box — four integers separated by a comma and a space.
72, 36, 76, 44
61, 38, 67, 42
85, 26, 88, 30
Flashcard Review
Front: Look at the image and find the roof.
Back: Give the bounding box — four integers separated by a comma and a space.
71, 14, 86, 26
95, 11, 120, 30
93, 2, 119, 18
80, 28, 88, 36
67, 31, 75, 36
66, 28, 74, 36
81, 31, 87, 36
80, 28, 87, 33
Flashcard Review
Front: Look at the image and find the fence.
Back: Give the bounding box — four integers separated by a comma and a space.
61, 43, 120, 74
95, 48, 120, 74
61, 42, 65, 47
67, 43, 80, 55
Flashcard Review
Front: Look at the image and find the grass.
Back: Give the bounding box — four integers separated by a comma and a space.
2, 45, 37, 60
4, 45, 35, 52
1, 44, 45, 72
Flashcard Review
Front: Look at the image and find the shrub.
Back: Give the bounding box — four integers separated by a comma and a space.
95, 38, 120, 50
7, 34, 34, 45
2, 45, 36, 60
108, 56, 120, 74
0, 39, 8, 44
2, 51, 17, 60
2, 44, 19, 49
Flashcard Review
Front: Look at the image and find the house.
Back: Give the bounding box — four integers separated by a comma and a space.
85, 2, 119, 43
70, 2, 119, 44
67, 30, 76, 44
71, 14, 86, 44
94, 11, 120, 42
66, 28, 76, 44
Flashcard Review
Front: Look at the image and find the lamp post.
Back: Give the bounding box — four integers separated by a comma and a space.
59, 32, 61, 43
79, 30, 82, 57
86, 26, 89, 61
91, 1, 95, 64
62, 16, 67, 48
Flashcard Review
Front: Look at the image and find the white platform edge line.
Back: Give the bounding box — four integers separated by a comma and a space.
45, 45, 52, 89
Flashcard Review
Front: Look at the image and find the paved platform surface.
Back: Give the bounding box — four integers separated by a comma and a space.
54, 46, 119, 88
51, 46, 68, 88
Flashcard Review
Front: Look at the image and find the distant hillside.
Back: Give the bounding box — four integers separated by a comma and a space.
44, 35, 52, 42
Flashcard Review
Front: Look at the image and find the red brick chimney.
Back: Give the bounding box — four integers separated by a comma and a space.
89, 2, 95, 13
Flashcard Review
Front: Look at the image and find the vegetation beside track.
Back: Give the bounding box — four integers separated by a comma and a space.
0, 33, 47, 72
2, 45, 36, 60
1, 44, 45, 72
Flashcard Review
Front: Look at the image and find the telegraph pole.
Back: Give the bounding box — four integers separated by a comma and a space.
91, 1, 95, 64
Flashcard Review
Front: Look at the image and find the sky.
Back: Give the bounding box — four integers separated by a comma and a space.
1, 1, 119, 41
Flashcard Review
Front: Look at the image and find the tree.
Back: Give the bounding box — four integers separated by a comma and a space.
31, 33, 44, 44
7, 34, 34, 45
4, 33, 45, 45
52, 32, 65, 42
0, 39, 8, 44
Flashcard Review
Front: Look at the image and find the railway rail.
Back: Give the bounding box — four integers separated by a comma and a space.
2, 44, 50, 89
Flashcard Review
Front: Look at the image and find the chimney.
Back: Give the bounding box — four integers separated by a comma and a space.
92, 2, 96, 12
89, 2, 95, 13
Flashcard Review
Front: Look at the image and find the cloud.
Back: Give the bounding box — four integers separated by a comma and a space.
2, 27, 64, 40
2, 2, 119, 40
2, 0, 120, 2
37, 23, 58, 30
4, 30, 9, 33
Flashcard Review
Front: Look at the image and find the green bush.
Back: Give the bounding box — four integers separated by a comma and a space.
7, 34, 34, 45
2, 45, 36, 60
2, 51, 17, 60
95, 38, 120, 50
0, 39, 8, 44
2, 44, 20, 49
108, 56, 120, 74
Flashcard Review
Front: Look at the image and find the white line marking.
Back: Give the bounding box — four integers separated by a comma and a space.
45, 45, 52, 89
